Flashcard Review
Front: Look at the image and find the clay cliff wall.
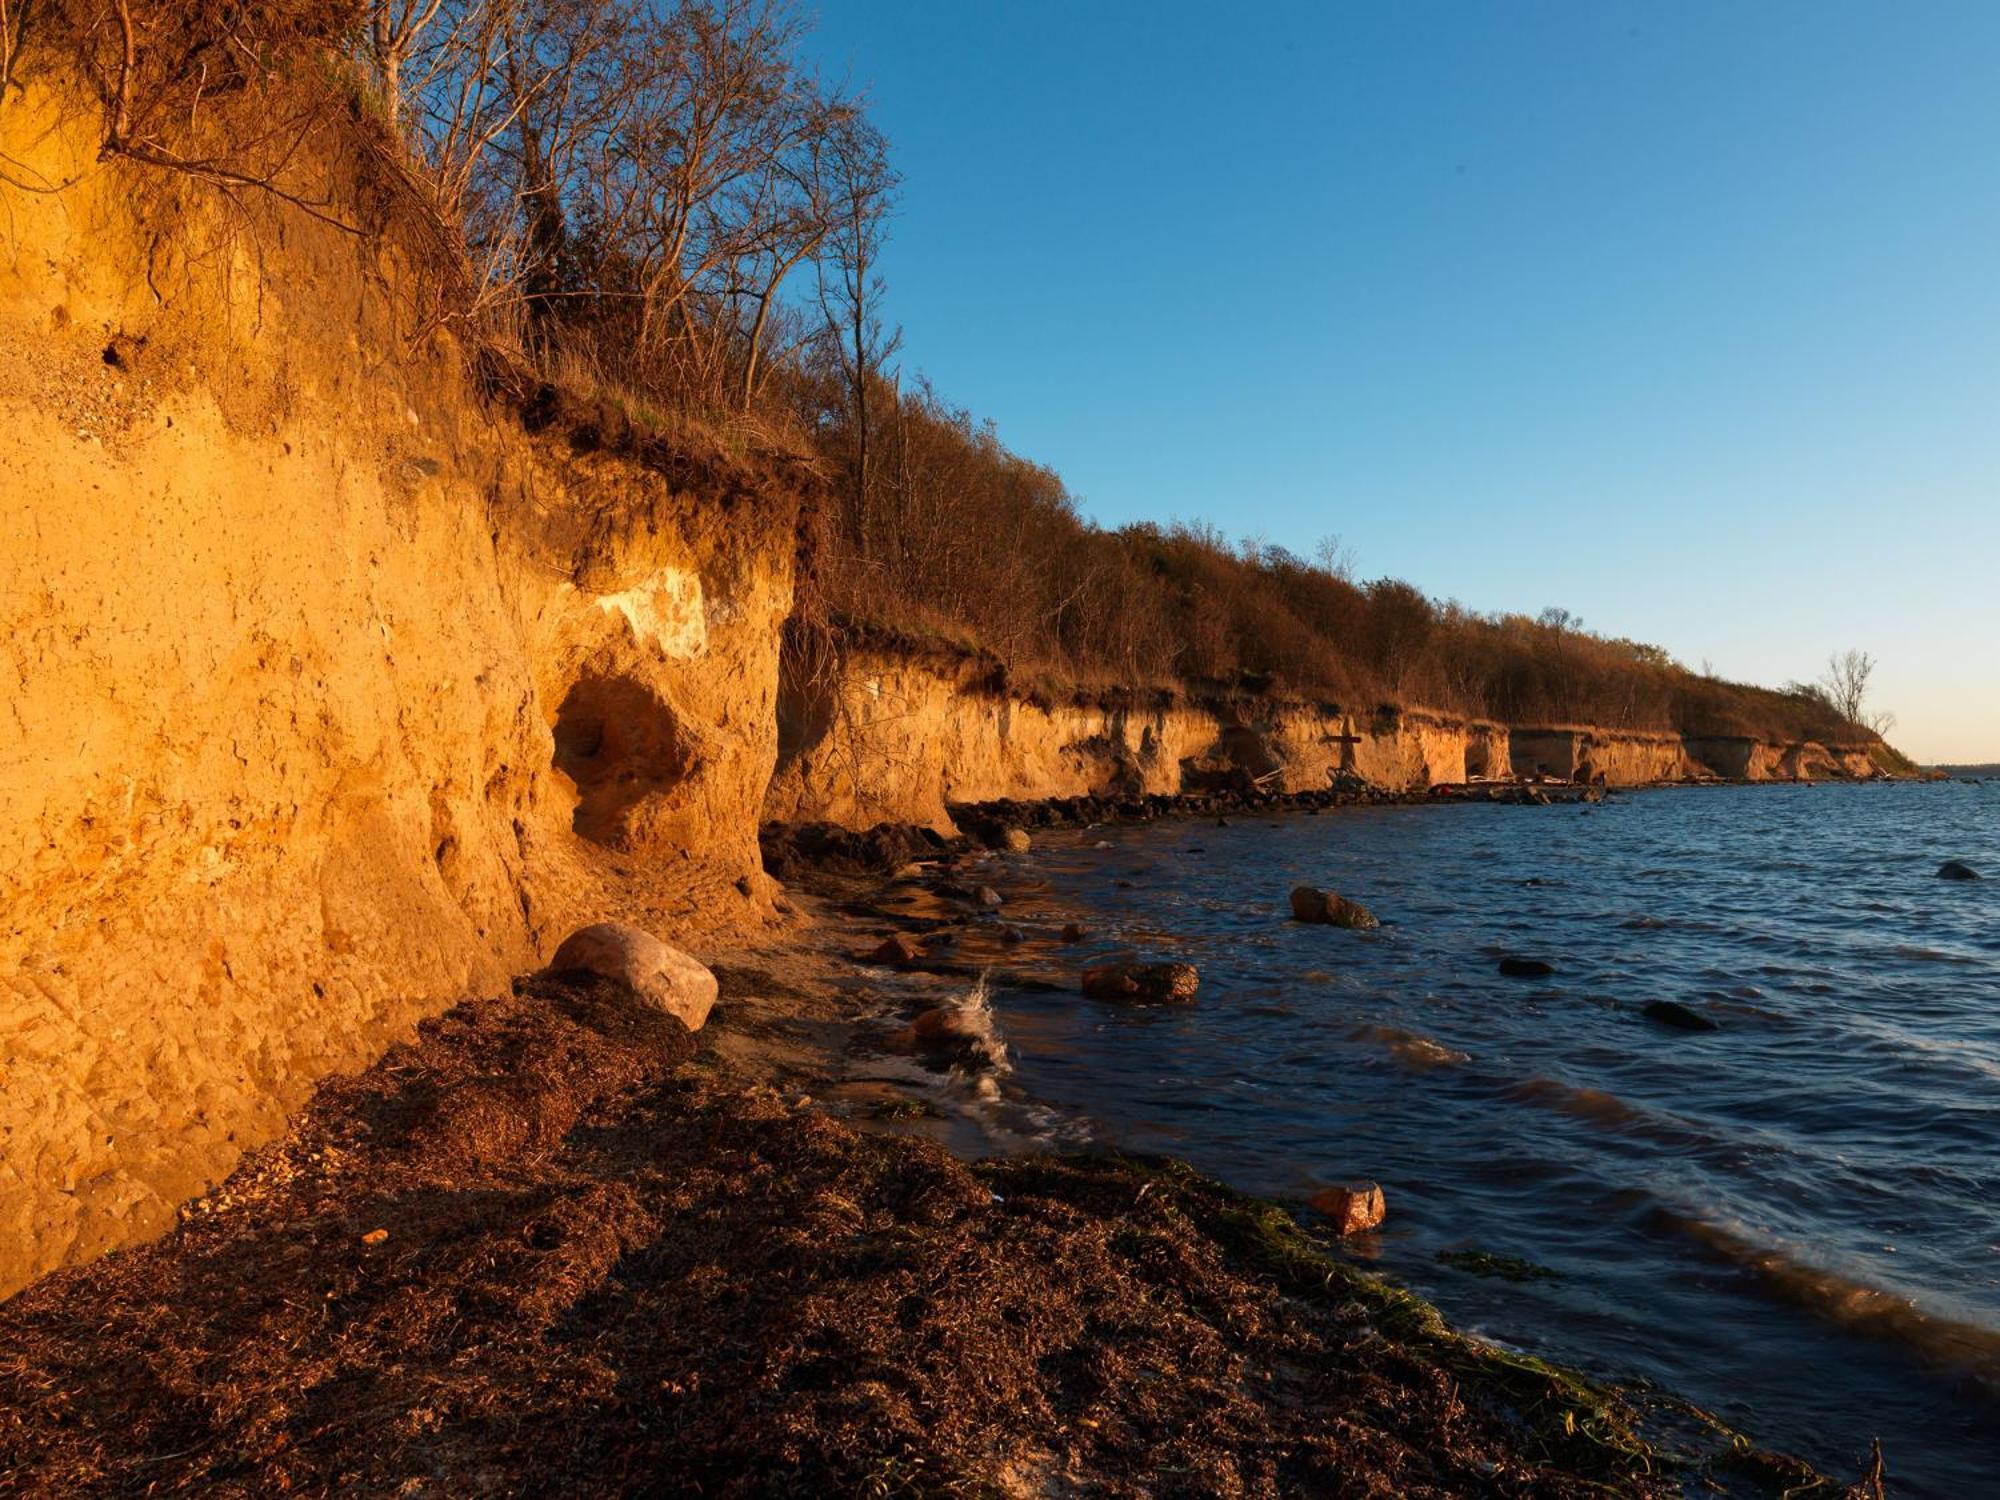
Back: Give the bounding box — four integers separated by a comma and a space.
0, 86, 804, 1294
768, 654, 1895, 832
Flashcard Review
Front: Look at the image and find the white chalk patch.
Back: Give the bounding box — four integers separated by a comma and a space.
593, 566, 706, 658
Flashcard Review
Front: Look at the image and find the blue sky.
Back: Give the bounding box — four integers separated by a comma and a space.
801, 2, 2000, 761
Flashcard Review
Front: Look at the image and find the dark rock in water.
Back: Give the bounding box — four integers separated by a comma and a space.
1081, 962, 1199, 1003
1289, 887, 1380, 930
868, 933, 925, 966
1642, 999, 1718, 1032
1498, 956, 1556, 978
1937, 859, 1981, 881
1059, 922, 1090, 943
975, 885, 1005, 907
999, 926, 1025, 946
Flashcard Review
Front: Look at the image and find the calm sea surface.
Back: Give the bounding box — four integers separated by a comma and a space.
880, 781, 1999, 1494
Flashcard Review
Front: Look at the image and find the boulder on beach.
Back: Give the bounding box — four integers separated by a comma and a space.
869, 933, 926, 965
547, 922, 717, 1032
1289, 887, 1380, 930
1001, 827, 1033, 853
1642, 999, 1718, 1033
1081, 962, 1199, 1004
1936, 859, 1981, 881
1309, 1181, 1386, 1235
1498, 956, 1556, 978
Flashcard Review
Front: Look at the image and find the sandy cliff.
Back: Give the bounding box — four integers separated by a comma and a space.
0, 86, 805, 1294
768, 652, 1895, 832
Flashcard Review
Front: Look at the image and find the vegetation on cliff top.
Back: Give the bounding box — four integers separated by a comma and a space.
6, 0, 1895, 748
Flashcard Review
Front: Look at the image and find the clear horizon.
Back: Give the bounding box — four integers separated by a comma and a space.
802, 1, 2000, 762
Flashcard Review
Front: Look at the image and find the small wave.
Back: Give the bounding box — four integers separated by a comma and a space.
1503, 1076, 1733, 1154
1348, 1023, 1469, 1069
1889, 944, 1984, 967
1656, 1209, 2000, 1388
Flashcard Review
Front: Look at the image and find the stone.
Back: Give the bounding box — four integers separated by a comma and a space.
547, 921, 717, 1032
1308, 1181, 1386, 1235
1937, 860, 1981, 881
912, 1006, 978, 1048
869, 933, 925, 965
1001, 827, 1033, 853
975, 885, 1005, 907
1059, 921, 1090, 943
1642, 999, 1718, 1032
1289, 886, 1380, 929
1498, 956, 1556, 978
1081, 962, 1200, 1004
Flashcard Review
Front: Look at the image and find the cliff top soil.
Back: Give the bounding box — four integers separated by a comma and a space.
0, 970, 1872, 1499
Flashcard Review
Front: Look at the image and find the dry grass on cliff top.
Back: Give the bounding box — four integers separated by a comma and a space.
0, 974, 1876, 1498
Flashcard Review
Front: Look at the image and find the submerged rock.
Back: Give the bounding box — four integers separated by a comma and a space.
869, 933, 926, 965
1642, 999, 1718, 1032
1081, 962, 1199, 1004
1937, 859, 1981, 881
1289, 887, 1380, 929
547, 922, 717, 1032
1309, 1181, 1386, 1235
1497, 956, 1556, 978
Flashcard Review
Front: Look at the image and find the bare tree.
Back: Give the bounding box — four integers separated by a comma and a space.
1314, 534, 1356, 582
369, 0, 451, 134
1819, 649, 1874, 726
1, 0, 26, 110
815, 111, 897, 515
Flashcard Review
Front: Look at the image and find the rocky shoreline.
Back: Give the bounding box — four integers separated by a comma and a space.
1, 795, 1910, 1496
0, 952, 1878, 1497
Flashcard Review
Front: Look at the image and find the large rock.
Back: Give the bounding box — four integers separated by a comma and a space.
1289, 887, 1379, 929
1308, 1181, 1387, 1235
1936, 860, 1981, 881
1081, 962, 1199, 1004
548, 922, 718, 1032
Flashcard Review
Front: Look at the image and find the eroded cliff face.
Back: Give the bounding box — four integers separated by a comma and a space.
768, 654, 1893, 831
0, 89, 803, 1294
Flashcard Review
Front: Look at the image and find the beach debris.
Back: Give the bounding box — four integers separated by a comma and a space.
1081, 962, 1199, 1003
547, 922, 717, 1032
1642, 1000, 1719, 1032
1936, 859, 1981, 881
1497, 956, 1556, 978
1289, 887, 1380, 929
1309, 1181, 1386, 1235
868, 933, 926, 965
